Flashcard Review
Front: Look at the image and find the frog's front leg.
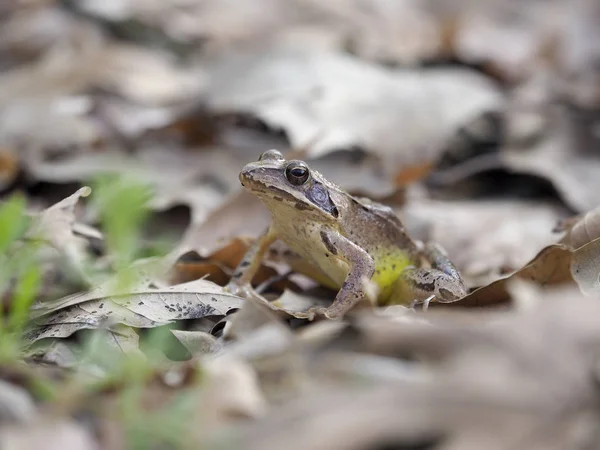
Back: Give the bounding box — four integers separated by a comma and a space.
402, 242, 467, 306
302, 229, 375, 320
224, 226, 277, 299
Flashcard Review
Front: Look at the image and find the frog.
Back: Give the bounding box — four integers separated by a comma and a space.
225, 149, 467, 320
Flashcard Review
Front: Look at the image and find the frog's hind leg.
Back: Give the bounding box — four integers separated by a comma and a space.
398, 242, 467, 307
421, 242, 464, 287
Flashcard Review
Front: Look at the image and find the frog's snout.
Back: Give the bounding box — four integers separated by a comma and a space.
239, 165, 252, 186
239, 164, 258, 189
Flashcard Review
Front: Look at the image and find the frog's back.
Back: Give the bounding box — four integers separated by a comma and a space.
342, 197, 413, 251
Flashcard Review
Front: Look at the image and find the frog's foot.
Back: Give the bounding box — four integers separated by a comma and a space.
421, 295, 435, 311
410, 295, 435, 311
294, 306, 341, 321
224, 282, 262, 300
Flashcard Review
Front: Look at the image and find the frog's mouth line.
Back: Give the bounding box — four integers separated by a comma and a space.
241, 176, 296, 203
241, 174, 339, 218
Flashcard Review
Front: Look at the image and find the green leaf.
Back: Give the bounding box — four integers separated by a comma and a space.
0, 195, 28, 254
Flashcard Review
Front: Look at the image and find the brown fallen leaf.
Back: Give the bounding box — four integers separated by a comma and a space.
0, 147, 19, 192
178, 190, 270, 257
447, 244, 572, 308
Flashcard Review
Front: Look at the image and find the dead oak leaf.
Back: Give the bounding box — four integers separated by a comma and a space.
448, 240, 600, 308
26, 186, 91, 250
24, 186, 94, 287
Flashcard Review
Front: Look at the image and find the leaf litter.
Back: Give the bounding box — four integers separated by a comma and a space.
1, 0, 600, 449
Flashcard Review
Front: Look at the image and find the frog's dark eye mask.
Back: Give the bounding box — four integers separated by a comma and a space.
285, 161, 310, 185
284, 161, 339, 217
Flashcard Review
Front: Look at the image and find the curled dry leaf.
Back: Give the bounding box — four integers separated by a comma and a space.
557, 206, 600, 250
25, 279, 243, 344
570, 238, 600, 295
556, 205, 600, 293
26, 186, 93, 286
450, 244, 573, 308
26, 186, 91, 250
450, 205, 600, 306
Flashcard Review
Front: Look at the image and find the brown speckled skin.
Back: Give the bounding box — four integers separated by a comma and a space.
226, 150, 466, 319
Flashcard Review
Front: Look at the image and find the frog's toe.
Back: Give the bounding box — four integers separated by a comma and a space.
409, 295, 435, 311
224, 282, 258, 299
295, 306, 332, 321
313, 306, 345, 320
421, 295, 435, 311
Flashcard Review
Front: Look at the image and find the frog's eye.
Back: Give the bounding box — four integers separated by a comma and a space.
259, 149, 285, 162
285, 161, 310, 185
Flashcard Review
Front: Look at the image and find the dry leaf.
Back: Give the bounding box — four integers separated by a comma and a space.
26, 186, 91, 249
171, 330, 219, 355
179, 190, 270, 257
206, 50, 502, 175
232, 292, 600, 450
502, 102, 600, 213
401, 196, 566, 285
25, 186, 93, 287
570, 238, 600, 295
25, 279, 243, 344
558, 206, 600, 250
452, 244, 572, 308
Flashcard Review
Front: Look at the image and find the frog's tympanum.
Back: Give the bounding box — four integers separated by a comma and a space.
226, 149, 467, 319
